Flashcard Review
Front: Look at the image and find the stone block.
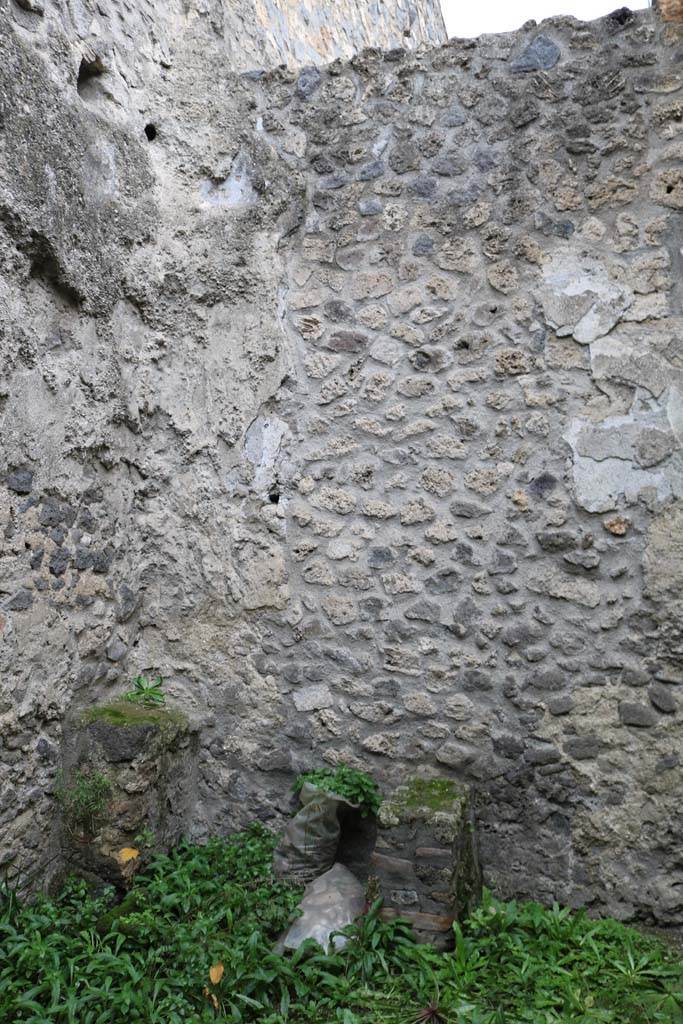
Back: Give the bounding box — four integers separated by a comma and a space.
373, 777, 481, 947
56, 702, 199, 891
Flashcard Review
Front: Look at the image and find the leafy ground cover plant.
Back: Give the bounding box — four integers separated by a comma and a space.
1, 826, 681, 1024
293, 764, 382, 817
124, 674, 166, 707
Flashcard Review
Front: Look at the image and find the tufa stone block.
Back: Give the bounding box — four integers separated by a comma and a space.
371, 776, 481, 947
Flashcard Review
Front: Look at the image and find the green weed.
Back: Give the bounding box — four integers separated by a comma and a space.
54, 770, 112, 836
293, 764, 382, 817
124, 674, 166, 707
1, 828, 680, 1024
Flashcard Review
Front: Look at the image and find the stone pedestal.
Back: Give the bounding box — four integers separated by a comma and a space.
56, 702, 199, 891
371, 777, 481, 949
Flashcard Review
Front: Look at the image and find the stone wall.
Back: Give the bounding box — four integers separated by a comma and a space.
232, 0, 447, 70
244, 11, 683, 925
0, 1, 682, 925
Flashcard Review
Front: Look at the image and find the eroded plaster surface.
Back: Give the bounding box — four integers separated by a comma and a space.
0, 2, 681, 924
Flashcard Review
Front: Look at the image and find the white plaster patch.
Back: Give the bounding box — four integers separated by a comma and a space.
243, 414, 290, 495
589, 332, 672, 398
199, 152, 257, 206
565, 418, 674, 512
538, 252, 633, 344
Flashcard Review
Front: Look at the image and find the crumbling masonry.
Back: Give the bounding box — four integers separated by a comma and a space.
0, 1, 681, 925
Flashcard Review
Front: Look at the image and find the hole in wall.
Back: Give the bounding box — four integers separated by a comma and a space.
268, 490, 280, 505
336, 804, 377, 883
77, 55, 105, 99
144, 123, 157, 142
29, 247, 80, 307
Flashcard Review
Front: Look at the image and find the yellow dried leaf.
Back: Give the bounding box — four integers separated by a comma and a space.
117, 847, 140, 864
209, 962, 224, 985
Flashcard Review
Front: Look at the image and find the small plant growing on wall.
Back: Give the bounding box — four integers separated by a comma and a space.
293, 763, 381, 817
124, 675, 165, 707
55, 770, 112, 837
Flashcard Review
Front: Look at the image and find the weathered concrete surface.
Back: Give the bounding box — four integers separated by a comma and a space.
0, 2, 682, 926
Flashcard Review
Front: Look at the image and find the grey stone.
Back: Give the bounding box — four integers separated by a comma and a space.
106, 638, 128, 662
389, 143, 420, 174
49, 548, 70, 577
511, 35, 561, 72
72, 546, 93, 571
409, 175, 438, 198
528, 473, 557, 499
564, 735, 606, 760
488, 551, 517, 575
367, 547, 396, 568
536, 530, 577, 552
405, 599, 441, 621
292, 684, 334, 712
36, 738, 57, 761
39, 499, 75, 529
425, 568, 461, 594
441, 104, 467, 127
621, 666, 650, 688
547, 695, 574, 716
359, 198, 382, 216
6, 468, 34, 494
296, 67, 321, 99
431, 154, 466, 177
450, 499, 492, 518
649, 683, 678, 715
619, 702, 658, 728
91, 548, 115, 574
462, 669, 491, 692
525, 743, 562, 766
358, 160, 385, 181
412, 234, 434, 255
563, 550, 601, 573
528, 667, 565, 691
6, 589, 33, 611
87, 719, 158, 763
534, 212, 574, 239
324, 330, 367, 352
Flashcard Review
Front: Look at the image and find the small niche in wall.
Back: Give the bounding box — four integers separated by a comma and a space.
77, 52, 106, 102
144, 123, 157, 142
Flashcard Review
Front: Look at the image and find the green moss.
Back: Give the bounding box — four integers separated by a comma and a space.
398, 777, 462, 812
80, 701, 189, 737
379, 776, 472, 843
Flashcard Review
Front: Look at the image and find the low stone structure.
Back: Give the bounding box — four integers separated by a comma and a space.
372, 778, 481, 947
57, 702, 199, 890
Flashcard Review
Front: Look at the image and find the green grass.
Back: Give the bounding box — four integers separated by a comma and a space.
1, 825, 681, 1024
54, 770, 112, 836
